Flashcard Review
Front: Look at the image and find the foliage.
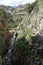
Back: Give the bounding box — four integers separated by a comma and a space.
17, 39, 28, 55
8, 22, 18, 29
15, 16, 23, 22
16, 28, 33, 56
27, 0, 38, 13
16, 28, 33, 40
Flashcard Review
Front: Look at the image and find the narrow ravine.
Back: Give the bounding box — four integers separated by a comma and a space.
2, 32, 17, 65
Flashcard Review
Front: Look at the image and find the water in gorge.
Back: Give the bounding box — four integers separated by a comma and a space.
2, 32, 17, 65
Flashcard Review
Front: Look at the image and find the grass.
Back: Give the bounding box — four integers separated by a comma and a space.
8, 22, 18, 29
16, 28, 33, 41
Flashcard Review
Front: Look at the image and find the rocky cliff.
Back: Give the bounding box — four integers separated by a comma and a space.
16, 0, 43, 39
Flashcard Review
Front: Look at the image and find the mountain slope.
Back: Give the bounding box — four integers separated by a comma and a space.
16, 0, 43, 40
0, 4, 29, 30
0, 0, 43, 65
16, 1, 43, 64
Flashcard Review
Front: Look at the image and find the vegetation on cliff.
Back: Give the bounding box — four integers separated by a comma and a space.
27, 0, 38, 13
0, 0, 43, 65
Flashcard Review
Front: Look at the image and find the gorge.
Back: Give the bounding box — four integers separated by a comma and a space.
0, 0, 43, 65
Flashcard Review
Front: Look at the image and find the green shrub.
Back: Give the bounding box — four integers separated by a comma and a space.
17, 39, 29, 55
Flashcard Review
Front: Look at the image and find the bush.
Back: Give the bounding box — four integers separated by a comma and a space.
17, 39, 28, 55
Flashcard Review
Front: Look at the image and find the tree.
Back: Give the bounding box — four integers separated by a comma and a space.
27, 0, 38, 14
